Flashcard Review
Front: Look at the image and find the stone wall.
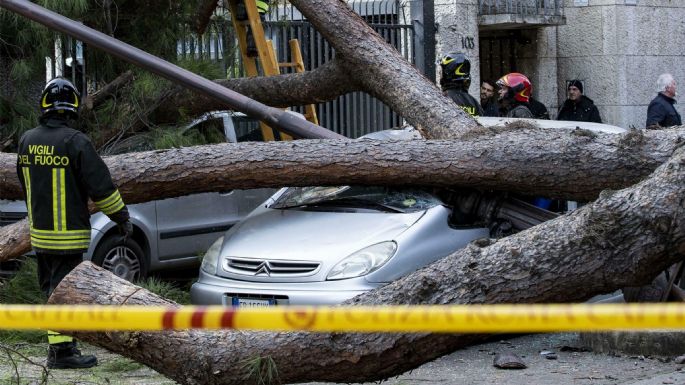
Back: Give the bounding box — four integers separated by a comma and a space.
557, 0, 685, 128
434, 0, 482, 100
513, 28, 560, 118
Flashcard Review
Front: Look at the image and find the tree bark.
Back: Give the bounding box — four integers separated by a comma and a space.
142, 0, 477, 139
159, 59, 361, 116
2, 127, 684, 263
50, 143, 685, 384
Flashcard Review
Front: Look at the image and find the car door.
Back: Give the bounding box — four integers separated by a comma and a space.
155, 189, 274, 261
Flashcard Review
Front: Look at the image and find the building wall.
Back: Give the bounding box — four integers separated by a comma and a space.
557, 0, 685, 128
434, 0, 482, 101
513, 28, 559, 118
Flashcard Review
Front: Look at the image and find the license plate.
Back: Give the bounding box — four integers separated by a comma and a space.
231, 297, 275, 307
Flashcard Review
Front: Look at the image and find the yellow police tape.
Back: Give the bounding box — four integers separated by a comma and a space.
0, 303, 684, 333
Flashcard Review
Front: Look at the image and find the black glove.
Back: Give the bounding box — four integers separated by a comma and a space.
117, 220, 133, 241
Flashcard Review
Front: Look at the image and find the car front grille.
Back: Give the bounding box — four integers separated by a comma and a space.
223, 257, 320, 277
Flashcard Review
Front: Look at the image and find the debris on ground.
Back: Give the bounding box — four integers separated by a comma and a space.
493, 352, 527, 369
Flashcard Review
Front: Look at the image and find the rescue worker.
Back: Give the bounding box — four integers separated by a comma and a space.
496, 72, 534, 118
439, 52, 484, 117
236, 0, 270, 57
16, 78, 132, 369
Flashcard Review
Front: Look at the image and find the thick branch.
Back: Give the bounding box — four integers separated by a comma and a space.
2, 127, 683, 263
83, 70, 134, 110
155, 59, 360, 120
50, 143, 685, 384
289, 0, 478, 138
194, 0, 219, 35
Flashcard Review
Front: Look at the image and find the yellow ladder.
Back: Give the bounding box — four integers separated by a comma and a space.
227, 0, 319, 141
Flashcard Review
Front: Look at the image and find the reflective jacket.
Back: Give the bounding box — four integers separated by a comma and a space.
16, 117, 129, 254
505, 103, 534, 119
445, 88, 484, 117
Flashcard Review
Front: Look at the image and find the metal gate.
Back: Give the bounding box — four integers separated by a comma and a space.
178, 0, 417, 138
478, 32, 520, 84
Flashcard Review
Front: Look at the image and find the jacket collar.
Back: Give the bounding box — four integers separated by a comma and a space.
39, 116, 72, 128
658, 92, 677, 104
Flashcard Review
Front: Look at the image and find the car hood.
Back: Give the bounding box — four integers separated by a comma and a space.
217, 207, 426, 282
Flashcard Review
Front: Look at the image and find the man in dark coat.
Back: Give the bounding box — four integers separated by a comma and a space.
528, 96, 550, 119
557, 80, 602, 123
480, 79, 499, 117
646, 73, 681, 129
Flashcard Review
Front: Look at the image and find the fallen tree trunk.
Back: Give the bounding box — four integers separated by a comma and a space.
2, 127, 684, 262
50, 143, 685, 384
2, 127, 683, 202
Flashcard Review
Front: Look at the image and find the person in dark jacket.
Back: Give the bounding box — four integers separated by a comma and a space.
16, 78, 133, 369
439, 52, 484, 117
646, 73, 681, 129
557, 79, 602, 123
528, 96, 550, 119
496, 72, 534, 118
480, 79, 499, 117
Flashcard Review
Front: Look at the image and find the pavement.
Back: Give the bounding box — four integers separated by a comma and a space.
302, 333, 685, 385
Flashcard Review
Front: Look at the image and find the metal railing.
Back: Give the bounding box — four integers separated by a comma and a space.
178, 0, 416, 137
478, 0, 563, 16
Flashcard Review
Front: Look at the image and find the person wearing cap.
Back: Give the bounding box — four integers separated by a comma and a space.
646, 73, 681, 129
557, 79, 602, 123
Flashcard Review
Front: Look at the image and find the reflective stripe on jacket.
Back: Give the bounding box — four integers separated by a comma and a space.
16, 117, 129, 254
445, 88, 484, 117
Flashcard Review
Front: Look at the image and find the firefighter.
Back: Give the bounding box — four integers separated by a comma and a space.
16, 77, 132, 369
439, 52, 484, 117
496, 72, 534, 118
235, 0, 270, 57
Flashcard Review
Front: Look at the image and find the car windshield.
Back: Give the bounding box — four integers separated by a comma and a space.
270, 186, 442, 213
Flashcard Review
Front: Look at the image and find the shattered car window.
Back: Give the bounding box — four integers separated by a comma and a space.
271, 186, 442, 213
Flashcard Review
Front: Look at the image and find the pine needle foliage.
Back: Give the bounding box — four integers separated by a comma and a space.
1, 0, 208, 145
138, 276, 191, 305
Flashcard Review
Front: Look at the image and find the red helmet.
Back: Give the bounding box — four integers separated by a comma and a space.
496, 73, 532, 103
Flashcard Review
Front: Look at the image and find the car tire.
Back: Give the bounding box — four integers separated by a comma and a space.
92, 235, 148, 282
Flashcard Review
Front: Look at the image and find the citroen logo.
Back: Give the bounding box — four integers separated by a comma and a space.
255, 261, 272, 276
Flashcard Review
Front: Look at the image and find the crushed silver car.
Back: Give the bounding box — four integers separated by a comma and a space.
191, 185, 491, 306
191, 119, 627, 306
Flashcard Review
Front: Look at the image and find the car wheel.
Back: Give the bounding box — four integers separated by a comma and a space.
92, 235, 148, 282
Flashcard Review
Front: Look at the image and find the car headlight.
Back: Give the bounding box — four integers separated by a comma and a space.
326, 241, 397, 280
200, 236, 224, 275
